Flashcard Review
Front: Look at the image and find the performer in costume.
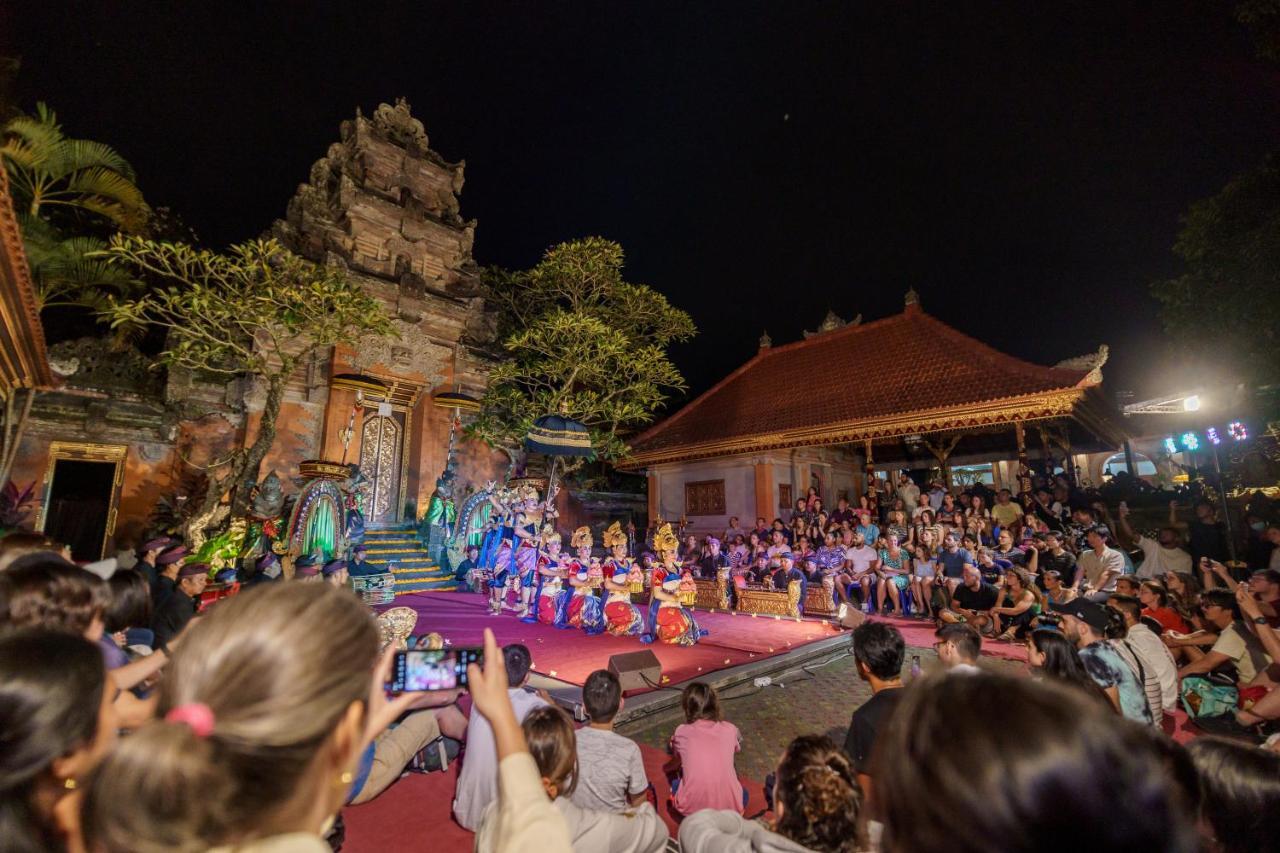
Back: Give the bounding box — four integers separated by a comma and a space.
566, 567, 606, 635
535, 531, 571, 626
603, 566, 644, 637
490, 484, 544, 616
654, 576, 704, 646
640, 523, 681, 644
559, 527, 592, 629
479, 484, 514, 570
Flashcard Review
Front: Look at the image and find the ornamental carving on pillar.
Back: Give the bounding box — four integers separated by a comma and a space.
350, 319, 447, 385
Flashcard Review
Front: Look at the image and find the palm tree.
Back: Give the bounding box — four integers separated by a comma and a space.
2, 102, 148, 232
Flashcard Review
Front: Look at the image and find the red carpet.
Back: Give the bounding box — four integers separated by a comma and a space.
382, 592, 843, 690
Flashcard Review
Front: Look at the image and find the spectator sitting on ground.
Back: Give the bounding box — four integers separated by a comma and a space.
1076, 525, 1124, 602
666, 682, 745, 817
873, 673, 1197, 853
939, 564, 998, 635
1232, 586, 1280, 729
1027, 530, 1076, 593
1113, 576, 1141, 598
990, 488, 1023, 528
1107, 594, 1179, 726
936, 532, 973, 593
1177, 589, 1273, 688
990, 568, 1042, 642
1201, 563, 1280, 629
680, 733, 865, 853
1049, 598, 1153, 724
935, 622, 982, 674
104, 568, 154, 656
845, 620, 905, 799
570, 670, 649, 813
477, 705, 668, 853
1042, 569, 1075, 605
1186, 736, 1280, 853
1026, 627, 1115, 711
454, 545, 480, 589
0, 629, 118, 853
1115, 503, 1190, 579
453, 643, 548, 830
1138, 580, 1192, 634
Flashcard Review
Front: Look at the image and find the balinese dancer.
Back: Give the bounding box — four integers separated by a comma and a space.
480, 484, 515, 571
489, 484, 547, 616
602, 522, 632, 577
566, 567, 606, 635
603, 565, 644, 637
640, 523, 681, 643
535, 531, 571, 626
654, 576, 705, 645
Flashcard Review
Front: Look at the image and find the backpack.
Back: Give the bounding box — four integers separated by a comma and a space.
1180, 675, 1239, 718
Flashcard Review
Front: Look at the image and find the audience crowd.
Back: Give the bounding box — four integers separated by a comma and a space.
1, 469, 1279, 852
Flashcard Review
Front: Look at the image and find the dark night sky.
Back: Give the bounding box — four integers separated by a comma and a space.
6, 2, 1280, 405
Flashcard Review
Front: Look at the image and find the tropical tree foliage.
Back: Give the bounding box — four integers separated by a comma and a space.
103, 237, 395, 534
468, 237, 696, 466
2, 103, 148, 313
1151, 152, 1280, 385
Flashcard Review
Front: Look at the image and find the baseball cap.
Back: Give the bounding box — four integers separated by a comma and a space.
1048, 598, 1111, 632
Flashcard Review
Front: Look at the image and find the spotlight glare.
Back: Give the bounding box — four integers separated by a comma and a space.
1206, 427, 1221, 445
1183, 395, 1201, 412
1180, 432, 1200, 451
1229, 421, 1248, 441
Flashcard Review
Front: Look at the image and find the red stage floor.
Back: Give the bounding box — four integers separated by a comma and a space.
383, 591, 844, 690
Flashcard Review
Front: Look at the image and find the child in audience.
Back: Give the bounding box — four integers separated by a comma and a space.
666, 682, 745, 816
571, 670, 650, 813
477, 705, 667, 853
679, 735, 863, 853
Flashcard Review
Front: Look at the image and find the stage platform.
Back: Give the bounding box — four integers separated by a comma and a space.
381, 591, 845, 692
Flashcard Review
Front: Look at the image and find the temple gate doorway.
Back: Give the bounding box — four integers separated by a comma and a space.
359, 406, 409, 525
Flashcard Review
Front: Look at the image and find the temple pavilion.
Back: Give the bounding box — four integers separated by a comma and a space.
620, 290, 1127, 531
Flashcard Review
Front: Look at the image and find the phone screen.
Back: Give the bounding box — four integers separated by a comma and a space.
390, 647, 483, 693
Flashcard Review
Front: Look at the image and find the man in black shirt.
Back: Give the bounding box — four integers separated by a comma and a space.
942, 565, 999, 634
152, 561, 209, 650
844, 621, 905, 798
152, 543, 189, 607
697, 537, 729, 579
1030, 531, 1077, 592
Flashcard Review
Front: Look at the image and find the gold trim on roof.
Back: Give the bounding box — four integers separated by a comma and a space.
620, 389, 1092, 469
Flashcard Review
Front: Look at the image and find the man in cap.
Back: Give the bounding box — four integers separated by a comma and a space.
134, 536, 172, 588
1049, 597, 1153, 724
348, 544, 377, 577
152, 544, 189, 607
322, 558, 349, 587
245, 551, 282, 587
697, 536, 727, 579
294, 554, 321, 582
152, 562, 209, 650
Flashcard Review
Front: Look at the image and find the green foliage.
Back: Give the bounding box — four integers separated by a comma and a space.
1151, 152, 1280, 384
2, 103, 148, 316
468, 237, 695, 463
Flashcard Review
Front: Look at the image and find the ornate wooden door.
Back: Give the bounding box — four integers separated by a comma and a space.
359, 410, 405, 524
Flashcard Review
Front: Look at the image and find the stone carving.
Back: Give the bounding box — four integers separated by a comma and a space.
1055, 345, 1109, 382
370, 98, 430, 155
350, 319, 446, 384
47, 338, 163, 396
251, 471, 286, 519
803, 309, 861, 339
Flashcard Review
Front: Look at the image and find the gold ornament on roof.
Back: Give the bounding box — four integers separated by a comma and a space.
603, 521, 628, 549
652, 523, 679, 555
570, 526, 594, 550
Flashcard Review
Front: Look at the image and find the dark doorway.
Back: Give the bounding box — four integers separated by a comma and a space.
45, 459, 116, 561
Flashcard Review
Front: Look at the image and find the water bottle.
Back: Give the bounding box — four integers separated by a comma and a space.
910, 655, 922, 680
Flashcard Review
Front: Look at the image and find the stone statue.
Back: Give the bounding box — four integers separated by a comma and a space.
250, 471, 286, 519
423, 472, 457, 565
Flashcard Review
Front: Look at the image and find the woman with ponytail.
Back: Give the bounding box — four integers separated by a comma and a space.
679, 734, 864, 853
0, 629, 118, 853
81, 582, 389, 853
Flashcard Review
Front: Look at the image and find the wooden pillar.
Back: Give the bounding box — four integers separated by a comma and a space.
753, 462, 773, 523
647, 471, 660, 525
862, 439, 875, 494
1014, 421, 1031, 494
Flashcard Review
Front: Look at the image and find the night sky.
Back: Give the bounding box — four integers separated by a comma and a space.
6, 2, 1280, 405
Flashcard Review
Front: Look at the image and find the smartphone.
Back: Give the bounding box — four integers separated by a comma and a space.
389, 647, 483, 693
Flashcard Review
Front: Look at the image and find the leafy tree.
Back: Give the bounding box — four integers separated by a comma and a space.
2, 103, 148, 315
468, 237, 696, 468
103, 237, 395, 534
1151, 152, 1280, 385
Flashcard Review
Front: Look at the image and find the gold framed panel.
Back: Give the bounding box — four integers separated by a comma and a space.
36, 441, 128, 560
684, 479, 725, 516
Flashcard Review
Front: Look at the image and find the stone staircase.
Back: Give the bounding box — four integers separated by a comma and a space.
361, 524, 457, 595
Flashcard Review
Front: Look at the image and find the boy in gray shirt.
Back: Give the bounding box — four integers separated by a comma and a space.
570, 669, 650, 813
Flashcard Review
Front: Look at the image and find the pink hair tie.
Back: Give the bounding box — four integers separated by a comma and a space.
165, 703, 215, 738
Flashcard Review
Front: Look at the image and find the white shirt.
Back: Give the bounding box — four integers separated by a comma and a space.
1134, 536, 1192, 579
1119, 623, 1179, 714
844, 545, 878, 576
1078, 547, 1124, 592
453, 687, 548, 830
478, 798, 667, 853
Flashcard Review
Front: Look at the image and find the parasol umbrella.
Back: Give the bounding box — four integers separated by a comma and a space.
520, 412, 592, 622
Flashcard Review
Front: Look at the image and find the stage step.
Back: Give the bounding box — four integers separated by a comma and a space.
356, 525, 454, 595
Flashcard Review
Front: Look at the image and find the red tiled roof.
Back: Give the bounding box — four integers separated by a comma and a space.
625, 304, 1096, 465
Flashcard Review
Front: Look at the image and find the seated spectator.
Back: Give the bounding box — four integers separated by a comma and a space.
1041, 569, 1075, 605
453, 545, 480, 589
845, 620, 905, 798
1027, 627, 1114, 710
1113, 576, 1141, 597
873, 673, 1197, 852
478, 705, 667, 853
990, 569, 1042, 641
1139, 580, 1192, 634
1186, 736, 1280, 853
1027, 530, 1076, 592
150, 562, 208, 650
839, 532, 878, 606
570, 670, 649, 813
680, 733, 864, 853
1234, 586, 1280, 728
667, 682, 745, 816
1107, 594, 1179, 725
991, 528, 1025, 568
1115, 503, 1191, 579
454, 643, 548, 830
1202, 563, 1280, 629
0, 532, 70, 571
1077, 525, 1124, 602
990, 488, 1023, 528
1177, 589, 1273, 686
935, 622, 981, 674
105, 568, 154, 653
875, 534, 910, 616
0, 629, 118, 853
910, 543, 937, 620
1049, 598, 1153, 723
939, 564, 998, 634
81, 583, 418, 852
936, 533, 973, 592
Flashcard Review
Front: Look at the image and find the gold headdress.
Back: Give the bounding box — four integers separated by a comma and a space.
518, 483, 540, 503
652, 522, 679, 555
570, 526, 594, 550
603, 521, 628, 549
542, 527, 562, 547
